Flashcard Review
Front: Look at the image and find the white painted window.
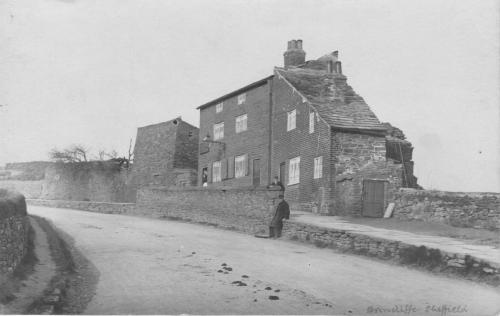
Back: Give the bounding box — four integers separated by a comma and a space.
288, 156, 300, 185
237, 93, 246, 105
212, 161, 222, 182
235, 154, 247, 178
287, 109, 296, 131
213, 122, 224, 140
216, 102, 223, 113
309, 112, 315, 133
235, 114, 248, 133
314, 156, 323, 179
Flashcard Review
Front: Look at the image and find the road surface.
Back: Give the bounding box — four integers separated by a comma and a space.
29, 205, 500, 315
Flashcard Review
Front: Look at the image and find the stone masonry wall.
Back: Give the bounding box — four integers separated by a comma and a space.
0, 190, 29, 282
333, 131, 403, 216
136, 187, 282, 234
0, 180, 44, 199
393, 189, 500, 230
41, 162, 135, 202
28, 199, 135, 214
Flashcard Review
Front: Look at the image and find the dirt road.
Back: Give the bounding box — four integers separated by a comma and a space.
29, 205, 500, 315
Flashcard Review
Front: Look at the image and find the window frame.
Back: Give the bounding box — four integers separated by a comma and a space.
287, 109, 297, 131
237, 93, 246, 105
213, 122, 224, 140
216, 102, 223, 113
309, 111, 315, 134
235, 114, 248, 133
212, 161, 222, 183
234, 154, 247, 178
288, 156, 300, 185
313, 156, 323, 179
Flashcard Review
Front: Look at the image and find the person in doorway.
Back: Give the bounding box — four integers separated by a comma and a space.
202, 169, 208, 187
267, 176, 285, 192
269, 194, 290, 238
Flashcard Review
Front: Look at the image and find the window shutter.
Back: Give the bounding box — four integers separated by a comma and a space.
207, 164, 212, 183
245, 154, 250, 176
228, 156, 234, 179
222, 159, 228, 180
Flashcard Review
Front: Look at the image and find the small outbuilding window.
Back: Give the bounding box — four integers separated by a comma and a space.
287, 109, 296, 131
288, 156, 300, 185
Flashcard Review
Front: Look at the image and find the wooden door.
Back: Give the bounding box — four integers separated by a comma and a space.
252, 159, 260, 186
362, 180, 385, 217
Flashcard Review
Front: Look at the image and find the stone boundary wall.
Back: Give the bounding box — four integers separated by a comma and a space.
0, 190, 29, 282
27, 199, 135, 215
0, 180, 44, 199
135, 186, 282, 234
283, 221, 499, 284
393, 189, 500, 230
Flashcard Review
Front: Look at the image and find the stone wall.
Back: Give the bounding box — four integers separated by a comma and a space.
0, 190, 29, 282
27, 199, 136, 215
0, 180, 44, 199
41, 162, 135, 202
136, 187, 281, 233
393, 189, 500, 230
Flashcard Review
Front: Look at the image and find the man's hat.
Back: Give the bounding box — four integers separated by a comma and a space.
278, 194, 284, 198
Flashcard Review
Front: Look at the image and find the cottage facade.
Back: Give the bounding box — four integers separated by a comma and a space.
197, 40, 418, 216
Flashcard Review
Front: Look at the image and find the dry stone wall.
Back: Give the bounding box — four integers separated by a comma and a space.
136, 187, 281, 233
393, 189, 500, 230
0, 190, 29, 281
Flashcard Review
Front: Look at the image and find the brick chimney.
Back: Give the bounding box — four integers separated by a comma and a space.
284, 39, 306, 68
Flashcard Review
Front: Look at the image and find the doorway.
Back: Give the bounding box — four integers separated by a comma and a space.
362, 180, 385, 217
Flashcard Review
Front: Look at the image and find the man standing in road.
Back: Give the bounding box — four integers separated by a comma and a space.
269, 194, 290, 238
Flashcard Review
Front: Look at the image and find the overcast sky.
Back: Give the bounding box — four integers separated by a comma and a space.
0, 0, 498, 192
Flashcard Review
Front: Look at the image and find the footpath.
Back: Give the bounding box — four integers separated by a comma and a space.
288, 211, 500, 285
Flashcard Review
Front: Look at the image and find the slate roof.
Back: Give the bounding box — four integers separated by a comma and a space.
276, 67, 386, 133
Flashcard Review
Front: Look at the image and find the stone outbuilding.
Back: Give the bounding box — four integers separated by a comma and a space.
132, 117, 199, 188
197, 40, 418, 216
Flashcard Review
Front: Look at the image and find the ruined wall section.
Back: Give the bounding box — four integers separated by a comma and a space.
333, 131, 402, 216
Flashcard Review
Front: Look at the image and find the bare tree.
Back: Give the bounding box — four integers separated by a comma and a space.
49, 144, 90, 163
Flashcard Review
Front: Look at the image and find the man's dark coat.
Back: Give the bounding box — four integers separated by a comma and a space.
270, 200, 290, 228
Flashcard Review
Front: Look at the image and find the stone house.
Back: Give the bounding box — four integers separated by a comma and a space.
197, 40, 418, 216
132, 117, 199, 188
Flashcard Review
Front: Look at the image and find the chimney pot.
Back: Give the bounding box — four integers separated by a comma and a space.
335, 61, 342, 74
297, 39, 303, 50
333, 51, 339, 58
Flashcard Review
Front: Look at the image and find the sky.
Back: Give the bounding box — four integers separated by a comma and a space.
0, 0, 498, 192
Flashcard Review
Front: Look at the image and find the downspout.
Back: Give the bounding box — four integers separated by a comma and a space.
267, 78, 274, 185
